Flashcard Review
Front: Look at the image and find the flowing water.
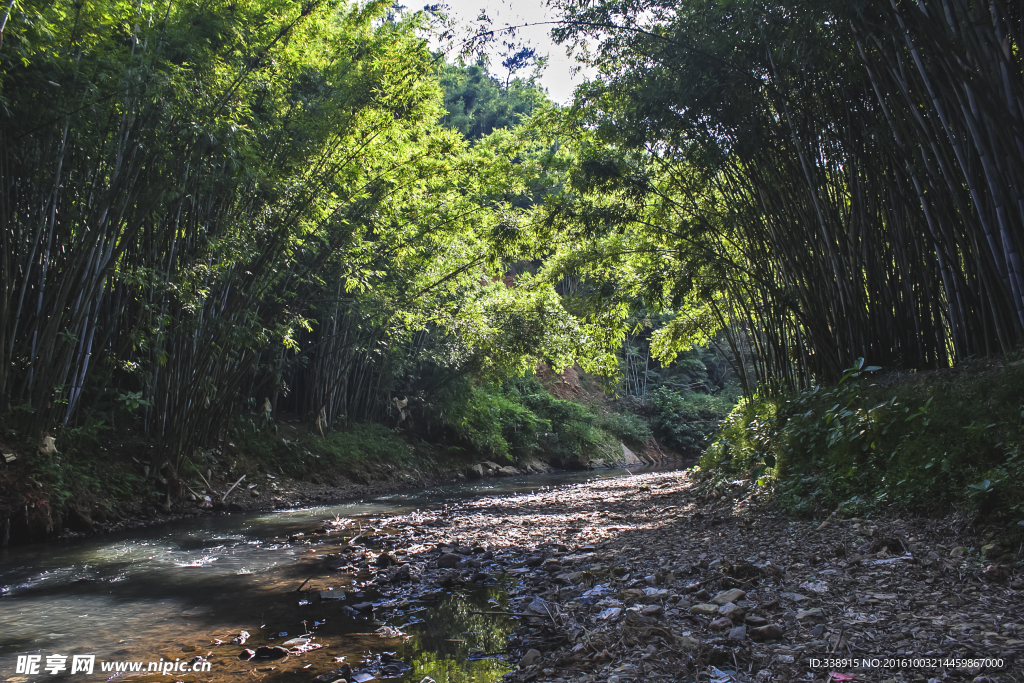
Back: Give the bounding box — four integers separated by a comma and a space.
1, 467, 660, 682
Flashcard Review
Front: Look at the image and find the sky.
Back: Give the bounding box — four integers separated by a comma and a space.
425, 0, 597, 104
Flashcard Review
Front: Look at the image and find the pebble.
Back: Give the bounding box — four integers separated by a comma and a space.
745, 615, 769, 627
718, 602, 745, 620
728, 625, 747, 640
709, 617, 734, 631
690, 603, 720, 616
712, 588, 746, 605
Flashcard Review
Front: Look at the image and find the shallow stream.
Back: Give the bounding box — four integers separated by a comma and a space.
1, 467, 660, 682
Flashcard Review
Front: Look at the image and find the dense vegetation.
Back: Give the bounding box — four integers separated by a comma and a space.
2, 0, 1024, 537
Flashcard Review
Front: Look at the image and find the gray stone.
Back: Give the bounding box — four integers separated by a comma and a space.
466, 464, 484, 479
713, 588, 746, 605
709, 617, 733, 631
519, 649, 541, 668
745, 615, 769, 627
621, 443, 644, 466
728, 625, 747, 640
718, 602, 745, 620
496, 466, 521, 476
641, 604, 664, 617
436, 553, 461, 569
690, 603, 720, 616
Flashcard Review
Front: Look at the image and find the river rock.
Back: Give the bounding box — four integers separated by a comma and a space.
712, 588, 746, 605
750, 624, 785, 642
313, 665, 353, 683
519, 649, 541, 667
796, 607, 825, 623
437, 553, 462, 568
466, 464, 484, 479
375, 552, 399, 568
745, 615, 769, 627
497, 466, 521, 476
728, 625, 747, 640
353, 601, 374, 612
641, 604, 664, 617
253, 646, 288, 660
690, 603, 720, 616
719, 602, 745, 620
709, 617, 733, 631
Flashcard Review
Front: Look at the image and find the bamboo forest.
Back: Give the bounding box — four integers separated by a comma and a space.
2, 1, 1024, 682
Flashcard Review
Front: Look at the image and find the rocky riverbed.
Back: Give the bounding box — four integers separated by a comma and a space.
316, 468, 1023, 683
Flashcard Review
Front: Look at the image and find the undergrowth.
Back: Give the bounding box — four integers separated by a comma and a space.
702, 359, 1024, 522
648, 384, 740, 455
444, 376, 622, 467
228, 422, 415, 480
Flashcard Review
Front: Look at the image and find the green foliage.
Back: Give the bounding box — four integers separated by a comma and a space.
441, 375, 619, 467
703, 361, 1024, 519
439, 62, 549, 140
596, 411, 652, 445
648, 386, 737, 455
229, 422, 414, 480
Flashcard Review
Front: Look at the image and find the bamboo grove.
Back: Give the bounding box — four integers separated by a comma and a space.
0, 0, 610, 471
544, 0, 1024, 387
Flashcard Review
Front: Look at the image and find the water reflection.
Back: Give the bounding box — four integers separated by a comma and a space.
400, 586, 514, 683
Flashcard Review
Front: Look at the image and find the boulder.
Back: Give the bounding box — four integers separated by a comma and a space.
621, 443, 644, 466
466, 464, 484, 479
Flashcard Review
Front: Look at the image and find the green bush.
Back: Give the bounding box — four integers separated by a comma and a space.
702, 360, 1024, 519
597, 411, 653, 445
442, 375, 622, 467
648, 386, 737, 454
231, 422, 413, 478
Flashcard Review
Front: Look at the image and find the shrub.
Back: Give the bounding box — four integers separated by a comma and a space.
648, 386, 737, 454
596, 411, 653, 445
702, 359, 1024, 519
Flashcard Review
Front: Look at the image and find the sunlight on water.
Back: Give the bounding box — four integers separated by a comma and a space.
0, 466, 666, 681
